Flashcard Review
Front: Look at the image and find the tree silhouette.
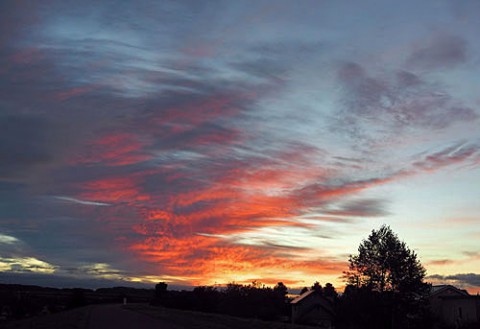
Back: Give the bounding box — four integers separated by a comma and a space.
273, 282, 288, 298
155, 282, 168, 297
300, 286, 308, 295
341, 225, 430, 329
324, 283, 337, 299
345, 224, 426, 294
311, 281, 323, 294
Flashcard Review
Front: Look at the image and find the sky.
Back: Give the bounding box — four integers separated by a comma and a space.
1, 0, 479, 293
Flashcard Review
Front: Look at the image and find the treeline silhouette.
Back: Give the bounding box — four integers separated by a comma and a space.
152, 281, 290, 321
151, 281, 449, 329
2, 282, 477, 329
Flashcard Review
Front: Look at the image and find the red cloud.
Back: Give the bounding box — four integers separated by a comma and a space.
427, 259, 456, 266
71, 133, 152, 166
53, 85, 94, 101
80, 176, 150, 203
153, 93, 248, 128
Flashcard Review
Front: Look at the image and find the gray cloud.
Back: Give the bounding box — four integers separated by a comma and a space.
333, 62, 478, 150
0, 115, 55, 178
0, 271, 152, 289
407, 34, 468, 69
324, 198, 390, 217
428, 273, 480, 288
412, 142, 480, 171
446, 273, 480, 287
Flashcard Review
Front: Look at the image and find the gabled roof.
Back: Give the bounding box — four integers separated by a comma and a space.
290, 289, 332, 305
291, 290, 335, 318
291, 289, 316, 304
430, 285, 469, 297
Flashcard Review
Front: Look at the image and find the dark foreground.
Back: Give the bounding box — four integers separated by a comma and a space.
1, 303, 312, 329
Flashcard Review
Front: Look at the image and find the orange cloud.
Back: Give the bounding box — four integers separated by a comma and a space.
129, 233, 346, 286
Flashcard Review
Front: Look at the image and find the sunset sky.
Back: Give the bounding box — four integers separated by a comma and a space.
1, 0, 479, 293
